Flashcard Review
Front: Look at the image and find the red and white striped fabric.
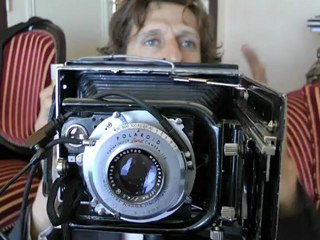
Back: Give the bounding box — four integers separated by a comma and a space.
286, 82, 320, 210
0, 159, 40, 231
0, 30, 56, 231
0, 30, 56, 146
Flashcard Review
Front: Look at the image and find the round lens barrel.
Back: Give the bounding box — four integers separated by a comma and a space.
108, 149, 163, 202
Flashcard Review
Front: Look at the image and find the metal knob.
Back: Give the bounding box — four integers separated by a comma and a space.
221, 206, 236, 221
56, 158, 68, 176
224, 143, 239, 156
210, 226, 224, 240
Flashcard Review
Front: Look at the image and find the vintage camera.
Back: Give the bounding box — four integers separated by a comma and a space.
46, 56, 285, 240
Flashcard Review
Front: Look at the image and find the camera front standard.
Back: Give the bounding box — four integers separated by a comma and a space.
45, 56, 286, 240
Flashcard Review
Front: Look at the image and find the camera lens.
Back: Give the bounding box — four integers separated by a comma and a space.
116, 153, 156, 195
82, 119, 195, 221
108, 148, 163, 202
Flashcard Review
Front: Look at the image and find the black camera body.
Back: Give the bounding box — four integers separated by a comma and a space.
47, 57, 285, 240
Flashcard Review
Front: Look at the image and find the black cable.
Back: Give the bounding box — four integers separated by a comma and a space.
44, 137, 82, 150
0, 155, 39, 196
0, 114, 77, 196
0, 137, 82, 240
0, 151, 43, 240
0, 113, 79, 240
92, 90, 191, 157
0, 148, 45, 240
26, 111, 75, 150
0, 230, 9, 240
47, 177, 83, 226
20, 162, 40, 240
62, 223, 72, 240
0, 138, 82, 197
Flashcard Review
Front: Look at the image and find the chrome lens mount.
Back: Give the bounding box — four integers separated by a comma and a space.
82, 110, 195, 222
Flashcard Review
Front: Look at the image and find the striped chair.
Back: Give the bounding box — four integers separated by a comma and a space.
0, 17, 65, 232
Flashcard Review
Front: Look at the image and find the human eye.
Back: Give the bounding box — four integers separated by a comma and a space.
180, 39, 197, 49
143, 38, 160, 47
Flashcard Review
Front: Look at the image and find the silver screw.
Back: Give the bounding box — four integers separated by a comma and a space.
97, 208, 105, 215
90, 198, 98, 207
112, 112, 120, 118
240, 90, 249, 100
76, 153, 83, 166
267, 120, 278, 132
175, 118, 183, 124
184, 151, 191, 158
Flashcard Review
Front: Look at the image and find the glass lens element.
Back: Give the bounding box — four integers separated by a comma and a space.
114, 153, 157, 196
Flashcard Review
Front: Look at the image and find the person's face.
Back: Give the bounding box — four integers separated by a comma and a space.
126, 2, 201, 63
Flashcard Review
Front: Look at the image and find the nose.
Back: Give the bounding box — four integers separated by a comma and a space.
160, 39, 182, 62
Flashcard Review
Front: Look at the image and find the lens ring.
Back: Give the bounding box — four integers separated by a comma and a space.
108, 148, 163, 203
82, 120, 193, 222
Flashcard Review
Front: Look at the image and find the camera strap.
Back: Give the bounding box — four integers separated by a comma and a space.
47, 177, 84, 226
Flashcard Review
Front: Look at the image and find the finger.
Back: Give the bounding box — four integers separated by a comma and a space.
50, 79, 55, 86
241, 44, 268, 84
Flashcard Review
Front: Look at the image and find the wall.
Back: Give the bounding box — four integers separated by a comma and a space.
6, 0, 209, 61
219, 0, 320, 93
7, 0, 114, 60
7, 0, 320, 93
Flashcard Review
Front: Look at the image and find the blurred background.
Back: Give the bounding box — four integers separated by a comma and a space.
3, 0, 320, 93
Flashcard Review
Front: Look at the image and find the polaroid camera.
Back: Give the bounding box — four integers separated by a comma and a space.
44, 56, 286, 240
